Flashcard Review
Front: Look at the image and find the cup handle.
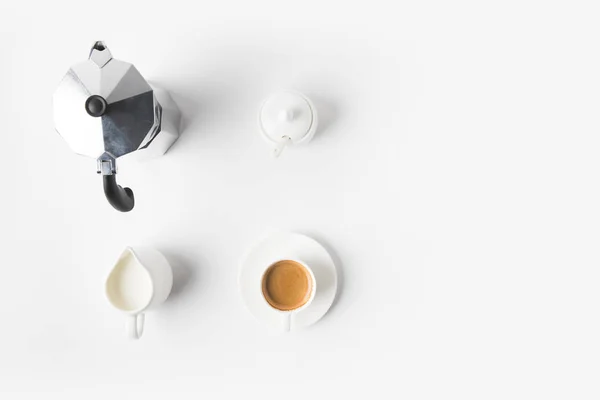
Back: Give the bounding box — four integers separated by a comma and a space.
127, 313, 145, 339
283, 313, 291, 332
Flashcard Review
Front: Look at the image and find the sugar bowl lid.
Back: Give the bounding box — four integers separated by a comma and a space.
258, 92, 318, 157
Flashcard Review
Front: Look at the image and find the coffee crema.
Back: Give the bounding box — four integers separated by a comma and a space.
261, 260, 313, 311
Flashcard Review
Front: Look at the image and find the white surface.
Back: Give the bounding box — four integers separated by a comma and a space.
1, 0, 600, 398
239, 232, 337, 333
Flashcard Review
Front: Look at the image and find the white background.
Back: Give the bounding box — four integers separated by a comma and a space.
1, 0, 599, 398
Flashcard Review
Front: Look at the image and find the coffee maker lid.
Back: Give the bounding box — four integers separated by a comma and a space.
53, 41, 160, 160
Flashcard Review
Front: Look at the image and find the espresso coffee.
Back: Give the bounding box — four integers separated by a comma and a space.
262, 260, 314, 311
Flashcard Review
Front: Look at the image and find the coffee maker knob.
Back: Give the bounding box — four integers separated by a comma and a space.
84, 95, 108, 117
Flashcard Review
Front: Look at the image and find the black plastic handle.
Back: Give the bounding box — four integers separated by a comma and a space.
103, 175, 135, 212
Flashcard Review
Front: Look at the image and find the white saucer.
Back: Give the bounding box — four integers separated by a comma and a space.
239, 232, 338, 332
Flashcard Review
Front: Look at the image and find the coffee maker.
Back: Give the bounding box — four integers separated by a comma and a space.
53, 41, 181, 212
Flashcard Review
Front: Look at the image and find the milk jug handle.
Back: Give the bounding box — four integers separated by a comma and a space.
127, 313, 145, 340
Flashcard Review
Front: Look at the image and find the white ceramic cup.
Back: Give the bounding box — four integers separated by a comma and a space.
260, 259, 317, 332
105, 247, 173, 339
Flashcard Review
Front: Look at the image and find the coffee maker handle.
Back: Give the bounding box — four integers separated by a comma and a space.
103, 175, 135, 212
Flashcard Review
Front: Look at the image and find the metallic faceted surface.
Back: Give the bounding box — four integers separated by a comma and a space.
53, 42, 160, 160
101, 91, 158, 158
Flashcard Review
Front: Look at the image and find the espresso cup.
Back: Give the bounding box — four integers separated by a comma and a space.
260, 259, 317, 332
105, 247, 173, 339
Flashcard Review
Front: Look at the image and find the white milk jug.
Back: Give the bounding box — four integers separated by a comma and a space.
105, 247, 173, 339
